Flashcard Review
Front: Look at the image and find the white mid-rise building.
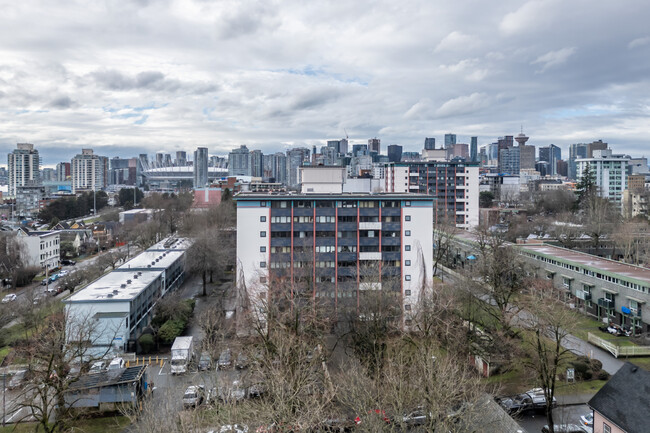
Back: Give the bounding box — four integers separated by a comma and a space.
16, 228, 60, 271
577, 149, 628, 210
235, 193, 434, 328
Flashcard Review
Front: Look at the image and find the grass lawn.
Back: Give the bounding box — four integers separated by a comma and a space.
571, 312, 639, 347
555, 379, 608, 395
621, 356, 650, 371
0, 416, 130, 433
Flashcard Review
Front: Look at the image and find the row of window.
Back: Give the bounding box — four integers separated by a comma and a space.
263, 230, 412, 238
264, 245, 413, 253
265, 215, 407, 223
265, 200, 412, 208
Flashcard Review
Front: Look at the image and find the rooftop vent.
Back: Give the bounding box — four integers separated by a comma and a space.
127, 279, 132, 284
107, 294, 113, 298
113, 289, 119, 294
134, 274, 138, 279
147, 265, 151, 268
138, 271, 142, 276
120, 284, 127, 288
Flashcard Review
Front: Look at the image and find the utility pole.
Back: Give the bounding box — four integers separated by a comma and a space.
133, 186, 137, 207
93, 184, 97, 216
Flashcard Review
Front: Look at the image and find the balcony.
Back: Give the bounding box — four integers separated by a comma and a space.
598, 298, 615, 310
359, 252, 382, 261
575, 291, 592, 301
359, 222, 381, 230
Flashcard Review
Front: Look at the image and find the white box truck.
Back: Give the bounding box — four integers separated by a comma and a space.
170, 336, 194, 374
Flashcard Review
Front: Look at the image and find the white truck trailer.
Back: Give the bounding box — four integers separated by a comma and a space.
170, 336, 194, 374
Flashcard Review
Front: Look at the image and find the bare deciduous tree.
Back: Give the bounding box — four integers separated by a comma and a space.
519, 280, 577, 433
14, 310, 117, 433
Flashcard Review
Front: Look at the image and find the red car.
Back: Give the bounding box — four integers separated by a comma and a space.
354, 409, 390, 425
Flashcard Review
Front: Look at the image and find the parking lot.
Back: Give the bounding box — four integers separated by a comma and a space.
515, 404, 592, 433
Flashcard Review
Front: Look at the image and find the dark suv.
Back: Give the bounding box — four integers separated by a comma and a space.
496, 388, 557, 414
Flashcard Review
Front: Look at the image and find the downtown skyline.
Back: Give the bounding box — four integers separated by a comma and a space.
1, 0, 650, 166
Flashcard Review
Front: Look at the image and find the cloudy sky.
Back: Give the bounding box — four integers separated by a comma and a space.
1, 0, 649, 166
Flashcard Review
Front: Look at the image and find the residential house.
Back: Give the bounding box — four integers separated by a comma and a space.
588, 362, 649, 433
15, 227, 60, 271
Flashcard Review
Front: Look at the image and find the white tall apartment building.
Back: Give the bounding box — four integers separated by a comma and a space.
71, 149, 109, 193
7, 143, 40, 196
577, 149, 628, 210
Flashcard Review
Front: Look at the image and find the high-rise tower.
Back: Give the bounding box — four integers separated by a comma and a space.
7, 143, 40, 196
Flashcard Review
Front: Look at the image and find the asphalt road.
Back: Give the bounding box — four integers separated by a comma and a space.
516, 404, 592, 433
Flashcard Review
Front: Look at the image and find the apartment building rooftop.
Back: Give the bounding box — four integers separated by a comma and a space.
519, 243, 650, 286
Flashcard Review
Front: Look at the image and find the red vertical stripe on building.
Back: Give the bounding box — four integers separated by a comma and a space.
290, 203, 294, 307
357, 203, 360, 312
335, 203, 338, 312
313, 204, 316, 301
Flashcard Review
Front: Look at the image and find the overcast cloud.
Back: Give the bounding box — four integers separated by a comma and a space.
1, 0, 649, 165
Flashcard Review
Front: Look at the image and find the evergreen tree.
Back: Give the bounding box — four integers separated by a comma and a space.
576, 162, 596, 206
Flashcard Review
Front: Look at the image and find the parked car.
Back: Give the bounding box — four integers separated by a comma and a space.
40, 279, 48, 286
235, 352, 248, 369
108, 357, 125, 370
401, 407, 431, 427
2, 293, 17, 303
354, 409, 390, 426
89, 360, 107, 373
61, 259, 77, 266
8, 369, 28, 389
580, 413, 593, 428
541, 424, 590, 433
59, 270, 69, 277
33, 293, 46, 304
217, 380, 247, 403
183, 385, 205, 409
198, 352, 212, 371
218, 348, 232, 369
210, 425, 249, 433
496, 388, 556, 414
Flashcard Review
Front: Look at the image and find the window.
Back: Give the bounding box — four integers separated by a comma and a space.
405, 260, 411, 266
260, 262, 266, 268
260, 201, 266, 207
405, 230, 411, 236
405, 290, 411, 296
260, 231, 266, 237
405, 275, 411, 281
260, 246, 266, 253
405, 201, 411, 207
603, 423, 611, 433
405, 215, 411, 221
260, 216, 266, 222
405, 304, 411, 311
260, 277, 267, 284
405, 245, 411, 251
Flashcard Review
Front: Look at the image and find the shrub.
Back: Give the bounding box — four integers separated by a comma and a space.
597, 370, 610, 381
589, 358, 603, 372
138, 334, 155, 353
571, 361, 589, 376
158, 319, 185, 344
582, 370, 593, 380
